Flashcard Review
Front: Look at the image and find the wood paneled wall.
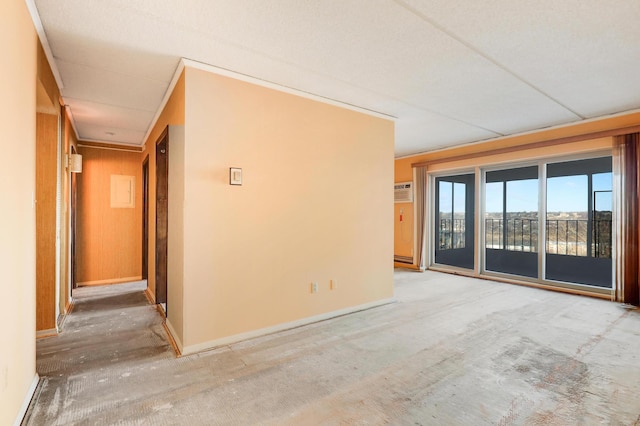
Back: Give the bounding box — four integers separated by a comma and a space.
36, 112, 58, 331
76, 147, 142, 285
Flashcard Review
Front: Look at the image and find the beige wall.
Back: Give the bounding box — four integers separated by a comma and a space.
172, 67, 394, 352
394, 112, 640, 269
142, 71, 185, 301
0, 0, 37, 423
76, 147, 142, 284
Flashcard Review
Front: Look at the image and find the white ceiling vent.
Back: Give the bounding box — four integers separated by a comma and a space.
394, 182, 413, 203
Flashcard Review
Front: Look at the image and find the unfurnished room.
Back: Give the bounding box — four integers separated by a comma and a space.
2, 0, 640, 424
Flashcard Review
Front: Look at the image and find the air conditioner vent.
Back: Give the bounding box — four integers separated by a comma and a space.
394, 182, 413, 203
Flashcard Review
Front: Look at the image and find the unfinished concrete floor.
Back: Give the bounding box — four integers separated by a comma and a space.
24, 271, 640, 425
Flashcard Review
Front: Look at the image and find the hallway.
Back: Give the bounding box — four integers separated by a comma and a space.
24, 271, 640, 425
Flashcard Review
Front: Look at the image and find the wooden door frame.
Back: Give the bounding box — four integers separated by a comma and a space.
155, 128, 169, 307
142, 155, 149, 280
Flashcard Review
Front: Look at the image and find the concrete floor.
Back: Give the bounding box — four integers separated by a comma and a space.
24, 270, 640, 425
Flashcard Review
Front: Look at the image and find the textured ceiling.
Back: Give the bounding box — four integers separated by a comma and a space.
33, 0, 640, 157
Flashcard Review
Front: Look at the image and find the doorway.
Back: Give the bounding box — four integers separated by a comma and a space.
484, 166, 539, 278
155, 130, 168, 311
434, 173, 475, 269
545, 157, 613, 287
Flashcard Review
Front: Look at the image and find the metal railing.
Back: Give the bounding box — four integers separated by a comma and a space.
439, 218, 465, 250
483, 218, 612, 258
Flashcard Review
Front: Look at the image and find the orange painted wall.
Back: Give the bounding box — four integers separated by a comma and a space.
141, 71, 185, 300
174, 66, 394, 352
76, 147, 143, 284
394, 112, 640, 268
0, 0, 37, 422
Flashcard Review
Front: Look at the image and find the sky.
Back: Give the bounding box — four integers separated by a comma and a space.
442, 172, 613, 214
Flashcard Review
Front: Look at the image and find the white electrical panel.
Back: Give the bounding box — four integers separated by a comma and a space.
394, 181, 413, 203
111, 175, 135, 208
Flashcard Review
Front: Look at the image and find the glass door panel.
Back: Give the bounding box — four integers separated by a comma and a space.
434, 174, 474, 269
545, 157, 612, 287
485, 166, 539, 278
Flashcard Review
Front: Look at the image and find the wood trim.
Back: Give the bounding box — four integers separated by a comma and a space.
394, 262, 420, 270
144, 286, 155, 305
76, 276, 143, 287
78, 140, 143, 152
36, 329, 58, 339
163, 319, 182, 357
412, 124, 640, 168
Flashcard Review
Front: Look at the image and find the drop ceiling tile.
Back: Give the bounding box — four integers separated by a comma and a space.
75, 121, 146, 145
401, 0, 640, 118
57, 60, 167, 112
395, 109, 501, 157
65, 98, 154, 132
35, 0, 640, 155
44, 27, 180, 84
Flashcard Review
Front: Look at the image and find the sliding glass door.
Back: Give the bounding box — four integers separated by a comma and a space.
434, 174, 474, 269
545, 157, 612, 287
485, 166, 539, 278
431, 155, 613, 292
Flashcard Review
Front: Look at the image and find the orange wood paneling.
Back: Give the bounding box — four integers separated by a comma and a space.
76, 147, 143, 284
36, 112, 58, 331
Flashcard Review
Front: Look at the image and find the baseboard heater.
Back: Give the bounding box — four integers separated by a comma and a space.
394, 255, 413, 264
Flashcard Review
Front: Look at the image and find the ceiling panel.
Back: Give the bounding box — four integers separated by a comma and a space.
65, 98, 154, 131
401, 0, 640, 118
395, 111, 500, 157
75, 122, 147, 145
34, 0, 640, 154
57, 60, 167, 112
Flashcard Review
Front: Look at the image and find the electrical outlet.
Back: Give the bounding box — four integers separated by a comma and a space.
330, 279, 337, 290
311, 282, 318, 293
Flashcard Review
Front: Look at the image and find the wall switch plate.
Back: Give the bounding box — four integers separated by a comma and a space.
311, 282, 318, 293
330, 279, 337, 290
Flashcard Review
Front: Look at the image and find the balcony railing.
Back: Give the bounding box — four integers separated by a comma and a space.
439, 218, 465, 250
483, 218, 612, 258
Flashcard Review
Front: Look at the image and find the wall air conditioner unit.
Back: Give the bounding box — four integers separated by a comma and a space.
394, 181, 413, 203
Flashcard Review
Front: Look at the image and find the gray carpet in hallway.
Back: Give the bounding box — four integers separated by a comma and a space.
24, 272, 640, 425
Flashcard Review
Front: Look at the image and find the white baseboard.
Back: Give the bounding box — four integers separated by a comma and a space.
181, 297, 396, 356
14, 373, 39, 426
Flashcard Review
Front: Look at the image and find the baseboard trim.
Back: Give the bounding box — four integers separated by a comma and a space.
163, 319, 183, 357
181, 297, 396, 356
36, 329, 57, 339
56, 299, 74, 332
144, 287, 155, 304
14, 373, 39, 426
77, 276, 142, 286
